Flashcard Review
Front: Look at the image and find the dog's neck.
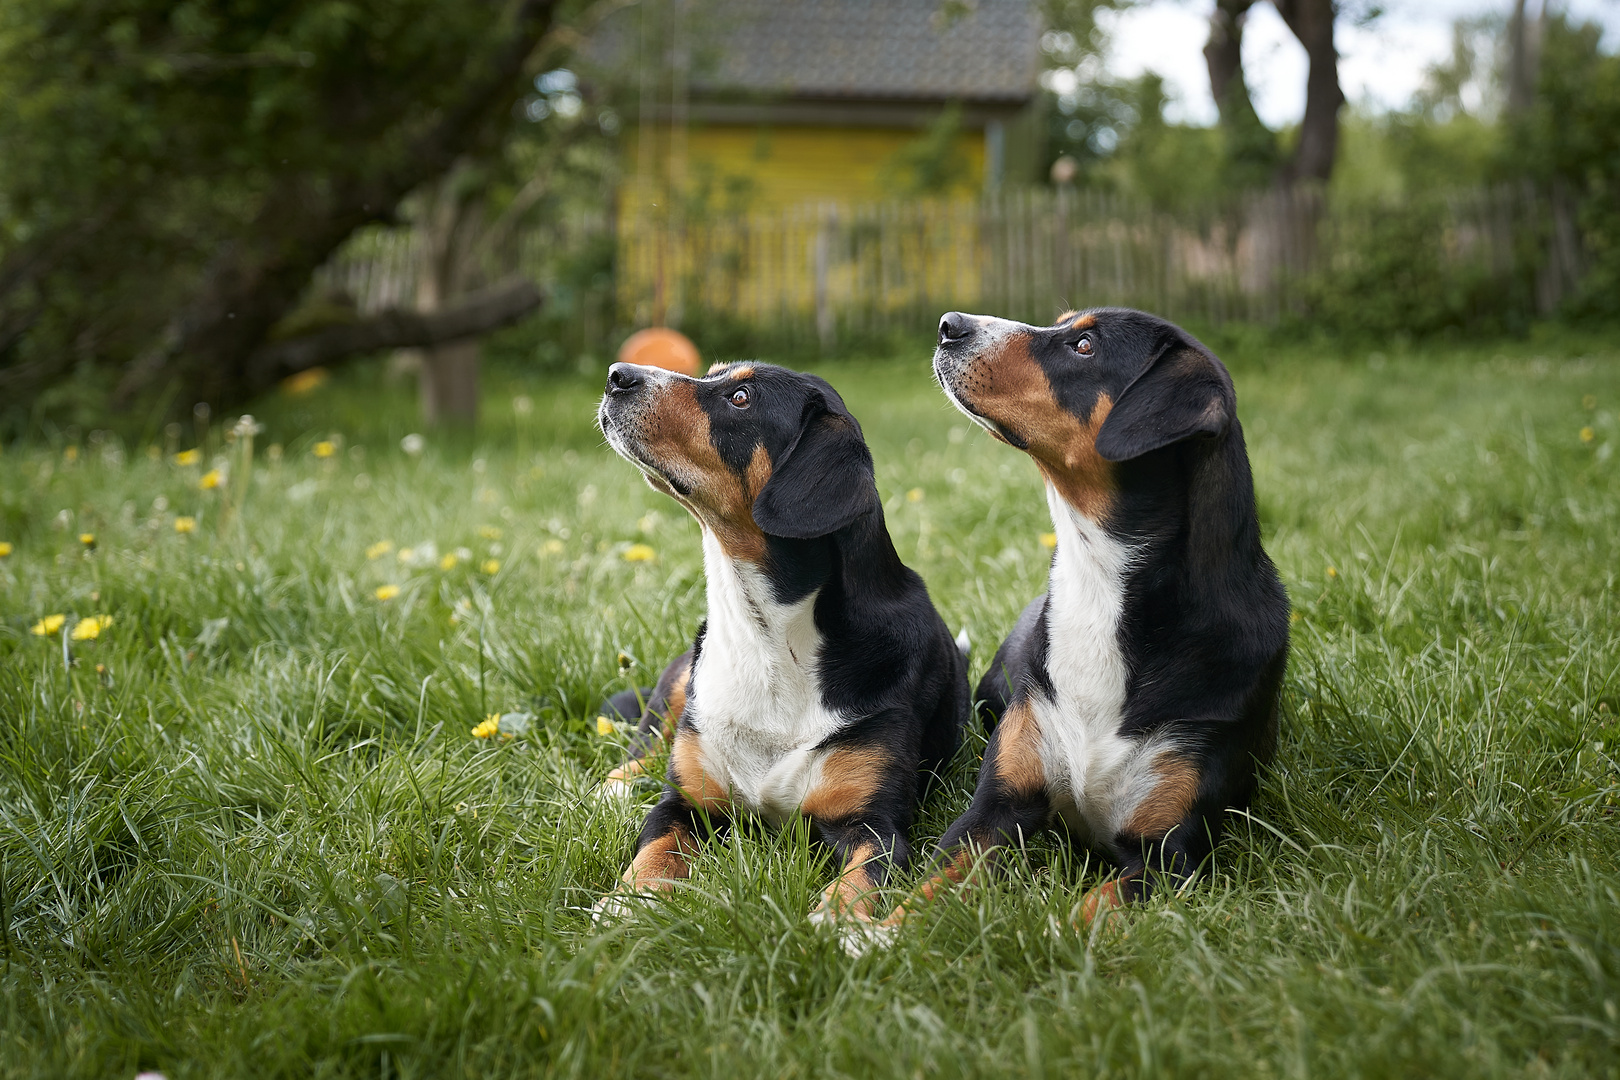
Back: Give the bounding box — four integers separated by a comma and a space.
694, 508, 907, 667
698, 527, 823, 691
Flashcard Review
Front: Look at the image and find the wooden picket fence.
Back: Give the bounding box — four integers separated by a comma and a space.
323, 181, 1585, 350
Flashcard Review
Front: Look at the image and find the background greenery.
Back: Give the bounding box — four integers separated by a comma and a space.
1, 331, 1617, 1077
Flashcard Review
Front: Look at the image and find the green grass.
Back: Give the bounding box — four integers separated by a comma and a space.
2, 331, 1619, 1078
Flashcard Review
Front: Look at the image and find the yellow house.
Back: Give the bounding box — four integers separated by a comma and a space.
610, 0, 1042, 330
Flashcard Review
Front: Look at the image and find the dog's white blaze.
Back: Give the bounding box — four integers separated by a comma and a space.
1034, 482, 1169, 842
687, 528, 845, 824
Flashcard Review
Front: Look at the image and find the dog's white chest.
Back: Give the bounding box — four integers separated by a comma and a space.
687, 531, 845, 822
1033, 486, 1155, 842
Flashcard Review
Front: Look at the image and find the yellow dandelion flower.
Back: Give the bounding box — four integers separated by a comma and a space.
471, 715, 501, 739
1580, 427, 1596, 444
0, 541, 12, 557
1039, 532, 1058, 549
281, 367, 329, 396
480, 559, 500, 575
174, 449, 202, 466
374, 584, 401, 601
439, 553, 459, 571
79, 533, 96, 548
313, 441, 337, 459
63, 446, 79, 463
396, 547, 414, 563
1326, 566, 1338, 578
1290, 611, 1304, 624
623, 543, 656, 563
31, 614, 65, 636
596, 715, 616, 736
906, 487, 924, 503
71, 615, 113, 641
174, 516, 197, 534
366, 540, 393, 560
478, 526, 503, 540
540, 539, 564, 556
198, 469, 222, 490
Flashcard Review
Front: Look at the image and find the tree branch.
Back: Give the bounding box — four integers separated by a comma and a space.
247, 277, 542, 383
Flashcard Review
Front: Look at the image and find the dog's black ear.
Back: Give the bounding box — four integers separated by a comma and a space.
1095, 343, 1233, 462
752, 405, 878, 539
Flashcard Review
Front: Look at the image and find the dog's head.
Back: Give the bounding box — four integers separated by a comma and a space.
598, 360, 879, 559
931, 307, 1235, 519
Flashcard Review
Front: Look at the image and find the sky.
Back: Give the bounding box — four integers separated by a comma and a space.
1102, 0, 1620, 127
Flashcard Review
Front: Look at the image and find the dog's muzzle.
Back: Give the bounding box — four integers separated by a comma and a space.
598, 363, 693, 496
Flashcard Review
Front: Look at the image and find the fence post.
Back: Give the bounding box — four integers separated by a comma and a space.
813, 205, 836, 353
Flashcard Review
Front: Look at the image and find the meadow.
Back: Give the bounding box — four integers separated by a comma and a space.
1, 329, 1618, 1078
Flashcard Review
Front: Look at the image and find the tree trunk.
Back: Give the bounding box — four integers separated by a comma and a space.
421, 340, 482, 425
413, 165, 490, 425
112, 0, 561, 414
1273, 0, 1344, 185
1506, 0, 1545, 115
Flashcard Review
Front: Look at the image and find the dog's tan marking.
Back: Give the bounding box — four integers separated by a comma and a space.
1123, 754, 1200, 838
642, 381, 767, 561
622, 824, 699, 890
729, 365, 755, 380
605, 758, 646, 783
1031, 392, 1114, 522
800, 747, 888, 821
670, 726, 731, 814
989, 699, 1046, 795
1055, 309, 1079, 325
881, 847, 978, 926
1069, 312, 1096, 330
744, 443, 772, 501
662, 665, 691, 733
954, 337, 1117, 521
813, 841, 882, 920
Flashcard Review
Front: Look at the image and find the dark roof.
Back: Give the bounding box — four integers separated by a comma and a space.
595, 0, 1040, 105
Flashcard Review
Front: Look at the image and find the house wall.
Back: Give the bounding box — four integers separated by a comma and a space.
622, 124, 988, 212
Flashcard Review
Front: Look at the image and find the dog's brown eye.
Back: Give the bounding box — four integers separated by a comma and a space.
1075, 335, 1094, 356
729, 386, 751, 409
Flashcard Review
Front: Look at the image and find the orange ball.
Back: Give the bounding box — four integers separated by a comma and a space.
616, 327, 701, 376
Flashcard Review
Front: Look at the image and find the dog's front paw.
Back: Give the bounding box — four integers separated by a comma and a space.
593, 776, 637, 804
808, 904, 898, 957
591, 890, 646, 926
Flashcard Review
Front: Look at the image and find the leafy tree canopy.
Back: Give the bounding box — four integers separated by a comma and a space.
0, 0, 583, 433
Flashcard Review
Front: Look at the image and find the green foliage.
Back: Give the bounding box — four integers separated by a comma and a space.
1302, 191, 1535, 339
1305, 13, 1619, 339
880, 104, 974, 198
1, 339, 1619, 1076
1102, 76, 1231, 211
1510, 16, 1620, 319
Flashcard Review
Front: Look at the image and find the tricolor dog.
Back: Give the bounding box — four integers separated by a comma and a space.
596, 360, 970, 928
894, 307, 1289, 926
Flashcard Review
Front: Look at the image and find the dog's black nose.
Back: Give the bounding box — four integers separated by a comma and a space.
606, 363, 643, 395
938, 312, 974, 344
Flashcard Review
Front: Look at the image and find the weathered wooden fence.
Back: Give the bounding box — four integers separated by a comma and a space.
323, 182, 1585, 349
